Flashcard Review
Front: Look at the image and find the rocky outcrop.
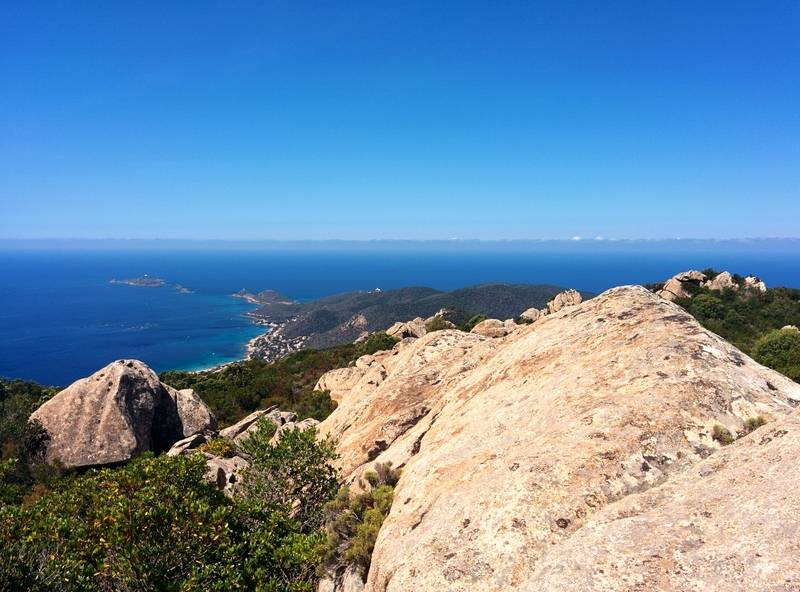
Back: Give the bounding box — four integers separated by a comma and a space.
546, 288, 582, 313
657, 270, 707, 301
219, 407, 298, 444
702, 270, 736, 292
470, 318, 516, 338
518, 307, 542, 323
744, 275, 768, 292
316, 286, 800, 592
206, 454, 250, 494
385, 318, 427, 339
526, 410, 800, 591
29, 359, 216, 468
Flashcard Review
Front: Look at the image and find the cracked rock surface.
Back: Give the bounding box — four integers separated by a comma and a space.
316, 286, 800, 592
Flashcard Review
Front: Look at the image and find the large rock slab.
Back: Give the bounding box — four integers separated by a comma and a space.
30, 359, 216, 468
317, 286, 800, 592
526, 410, 800, 591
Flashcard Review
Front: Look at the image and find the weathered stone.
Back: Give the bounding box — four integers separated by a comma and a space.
703, 270, 737, 292
518, 307, 541, 323
386, 318, 427, 339
525, 410, 800, 591
219, 407, 298, 445
316, 286, 800, 592
744, 275, 768, 292
271, 418, 320, 444
315, 367, 368, 404
470, 318, 512, 338
29, 359, 216, 468
546, 288, 582, 313
166, 433, 206, 457
657, 270, 707, 301
205, 454, 250, 494
318, 565, 365, 592
218, 409, 272, 442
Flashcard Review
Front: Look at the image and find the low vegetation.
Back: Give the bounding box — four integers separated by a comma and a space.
322, 462, 400, 581
711, 424, 735, 446
674, 270, 800, 381
744, 415, 767, 434
0, 423, 341, 591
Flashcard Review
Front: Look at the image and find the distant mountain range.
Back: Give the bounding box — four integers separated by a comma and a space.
243, 283, 594, 349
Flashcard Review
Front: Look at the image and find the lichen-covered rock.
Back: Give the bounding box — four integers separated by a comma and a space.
546, 288, 582, 313
317, 286, 800, 592
29, 359, 216, 468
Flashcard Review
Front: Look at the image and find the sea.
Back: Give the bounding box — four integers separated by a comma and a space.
1, 240, 799, 386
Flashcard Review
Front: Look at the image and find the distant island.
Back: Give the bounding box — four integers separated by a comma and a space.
110, 275, 194, 293
110, 275, 165, 287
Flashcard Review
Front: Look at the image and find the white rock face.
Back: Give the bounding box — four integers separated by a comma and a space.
316, 286, 800, 592
744, 275, 768, 292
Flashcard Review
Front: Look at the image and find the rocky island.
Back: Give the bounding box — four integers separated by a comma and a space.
110, 274, 165, 287
110, 275, 194, 293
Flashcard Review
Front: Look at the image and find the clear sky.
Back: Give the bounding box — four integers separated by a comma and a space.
1, 1, 798, 240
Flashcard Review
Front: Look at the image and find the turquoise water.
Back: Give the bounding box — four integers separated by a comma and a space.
1, 242, 799, 386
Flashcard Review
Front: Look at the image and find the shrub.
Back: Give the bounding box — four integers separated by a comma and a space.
239, 424, 338, 530
712, 424, 734, 446
198, 437, 236, 458
743, 415, 767, 434
0, 421, 343, 591
753, 329, 800, 382
322, 462, 399, 581
424, 317, 453, 332
691, 294, 726, 321
356, 332, 400, 357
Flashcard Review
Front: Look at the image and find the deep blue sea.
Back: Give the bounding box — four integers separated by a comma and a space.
1, 242, 799, 386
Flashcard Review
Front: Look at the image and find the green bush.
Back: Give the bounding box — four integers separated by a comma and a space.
712, 424, 734, 446
691, 294, 726, 321
198, 437, 237, 458
753, 329, 800, 382
743, 415, 767, 434
356, 332, 400, 357
322, 462, 399, 581
0, 422, 342, 591
424, 317, 454, 332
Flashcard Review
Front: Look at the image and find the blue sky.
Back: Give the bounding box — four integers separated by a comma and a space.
1, 1, 798, 240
